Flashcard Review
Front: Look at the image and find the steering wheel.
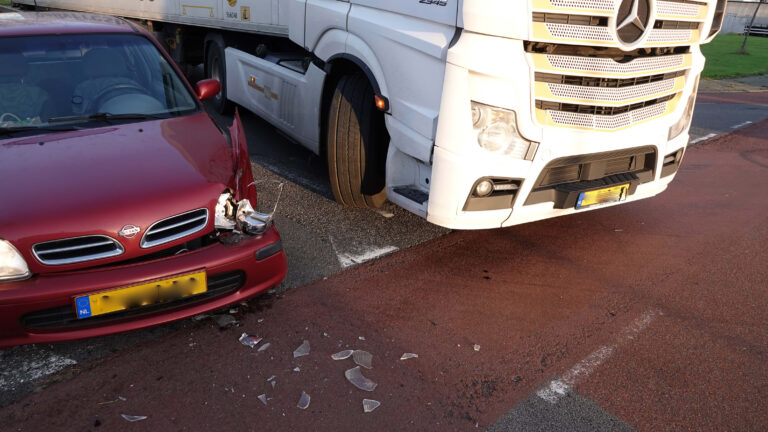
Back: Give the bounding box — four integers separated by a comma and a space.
89, 83, 148, 112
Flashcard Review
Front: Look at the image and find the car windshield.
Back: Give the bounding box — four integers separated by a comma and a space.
0, 33, 198, 132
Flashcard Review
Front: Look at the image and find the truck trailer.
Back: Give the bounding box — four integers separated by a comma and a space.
11, 0, 728, 229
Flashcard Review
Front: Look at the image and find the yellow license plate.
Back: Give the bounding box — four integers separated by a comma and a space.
576, 184, 630, 208
74, 270, 207, 319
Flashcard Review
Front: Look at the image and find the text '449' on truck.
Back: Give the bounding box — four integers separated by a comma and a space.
12, 0, 729, 229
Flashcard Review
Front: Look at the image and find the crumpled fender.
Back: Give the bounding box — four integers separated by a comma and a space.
229, 108, 257, 204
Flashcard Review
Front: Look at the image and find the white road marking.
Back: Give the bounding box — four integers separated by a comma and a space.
730, 120, 753, 129
0, 352, 77, 391
536, 309, 662, 404
329, 237, 398, 269
690, 133, 718, 145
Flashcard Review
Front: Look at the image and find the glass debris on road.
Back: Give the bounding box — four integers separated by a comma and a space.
400, 353, 418, 360
331, 350, 354, 360
293, 340, 310, 358
258, 394, 268, 405
345, 366, 378, 392
257, 342, 271, 352
363, 399, 381, 413
121, 415, 147, 422
353, 350, 373, 369
297, 391, 311, 409
473, 344, 481, 351
239, 333, 262, 348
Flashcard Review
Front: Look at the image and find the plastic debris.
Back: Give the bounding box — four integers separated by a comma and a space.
400, 353, 419, 360
121, 415, 147, 422
239, 333, 263, 348
344, 366, 378, 392
214, 314, 237, 328
293, 340, 310, 358
258, 342, 271, 352
353, 350, 373, 369
331, 350, 354, 360
258, 394, 268, 406
297, 391, 311, 409
473, 344, 481, 352
363, 399, 381, 413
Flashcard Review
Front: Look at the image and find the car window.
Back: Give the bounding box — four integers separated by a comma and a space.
0, 33, 198, 131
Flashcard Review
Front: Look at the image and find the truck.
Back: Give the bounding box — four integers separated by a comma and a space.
11, 0, 728, 229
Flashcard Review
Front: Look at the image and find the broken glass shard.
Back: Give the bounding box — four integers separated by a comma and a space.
239, 333, 262, 348
258, 394, 268, 406
258, 342, 271, 352
297, 391, 311, 409
345, 366, 377, 392
331, 350, 354, 360
293, 340, 310, 358
363, 399, 381, 413
353, 350, 373, 369
400, 353, 418, 360
121, 415, 147, 422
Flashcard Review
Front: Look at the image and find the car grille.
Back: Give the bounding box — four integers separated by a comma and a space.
141, 208, 209, 249
528, 0, 710, 131
32, 235, 124, 266
20, 271, 245, 330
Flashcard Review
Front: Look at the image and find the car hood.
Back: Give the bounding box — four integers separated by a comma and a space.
0, 112, 235, 273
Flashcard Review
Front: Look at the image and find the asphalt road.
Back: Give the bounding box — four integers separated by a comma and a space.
1, 113, 766, 431
1, 89, 767, 430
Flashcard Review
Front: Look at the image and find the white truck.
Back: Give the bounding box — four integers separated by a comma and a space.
13, 0, 727, 229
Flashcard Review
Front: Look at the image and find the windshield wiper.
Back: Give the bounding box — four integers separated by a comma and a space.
47, 112, 166, 124
0, 124, 83, 136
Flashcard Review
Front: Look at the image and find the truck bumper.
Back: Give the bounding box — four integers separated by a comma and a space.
426, 31, 701, 230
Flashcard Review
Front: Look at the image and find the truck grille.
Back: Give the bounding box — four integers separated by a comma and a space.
141, 209, 209, 249
33, 235, 124, 266
528, 0, 709, 130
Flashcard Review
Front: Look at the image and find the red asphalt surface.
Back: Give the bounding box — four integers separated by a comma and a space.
2, 117, 767, 431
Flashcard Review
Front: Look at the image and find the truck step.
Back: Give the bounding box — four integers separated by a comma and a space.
392, 186, 429, 205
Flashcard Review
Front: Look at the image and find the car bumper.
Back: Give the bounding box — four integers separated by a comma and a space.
0, 228, 286, 348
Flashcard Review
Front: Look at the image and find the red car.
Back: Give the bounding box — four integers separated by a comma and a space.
0, 12, 287, 348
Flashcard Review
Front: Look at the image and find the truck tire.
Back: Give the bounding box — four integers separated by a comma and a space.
205, 40, 233, 114
327, 74, 387, 208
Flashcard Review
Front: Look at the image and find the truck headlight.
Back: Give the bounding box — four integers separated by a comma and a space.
668, 77, 699, 141
471, 102, 536, 160
0, 239, 31, 282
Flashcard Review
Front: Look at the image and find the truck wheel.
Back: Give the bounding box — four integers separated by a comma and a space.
327, 74, 387, 208
205, 41, 233, 114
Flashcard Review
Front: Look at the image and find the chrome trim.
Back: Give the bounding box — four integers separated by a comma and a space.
32, 235, 125, 266
140, 208, 209, 249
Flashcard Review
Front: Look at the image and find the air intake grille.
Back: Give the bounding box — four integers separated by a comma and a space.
141, 209, 209, 249
33, 235, 124, 266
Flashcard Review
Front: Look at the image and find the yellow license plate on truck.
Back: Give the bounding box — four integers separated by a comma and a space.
74, 270, 207, 319
576, 184, 629, 208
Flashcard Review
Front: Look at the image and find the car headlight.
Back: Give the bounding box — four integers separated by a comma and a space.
0, 239, 31, 282
471, 102, 537, 160
668, 76, 699, 141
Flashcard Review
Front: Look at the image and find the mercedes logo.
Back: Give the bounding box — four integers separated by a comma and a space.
118, 224, 141, 239
615, 0, 652, 45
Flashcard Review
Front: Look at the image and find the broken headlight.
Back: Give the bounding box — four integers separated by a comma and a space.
0, 239, 30, 282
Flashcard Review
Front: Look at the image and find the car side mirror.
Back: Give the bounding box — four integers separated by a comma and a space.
195, 79, 221, 100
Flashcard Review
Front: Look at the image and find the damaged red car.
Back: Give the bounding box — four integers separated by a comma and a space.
0, 12, 287, 348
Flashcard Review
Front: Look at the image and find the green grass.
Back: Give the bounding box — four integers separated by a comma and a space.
701, 33, 768, 79
0, 0, 12, 6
